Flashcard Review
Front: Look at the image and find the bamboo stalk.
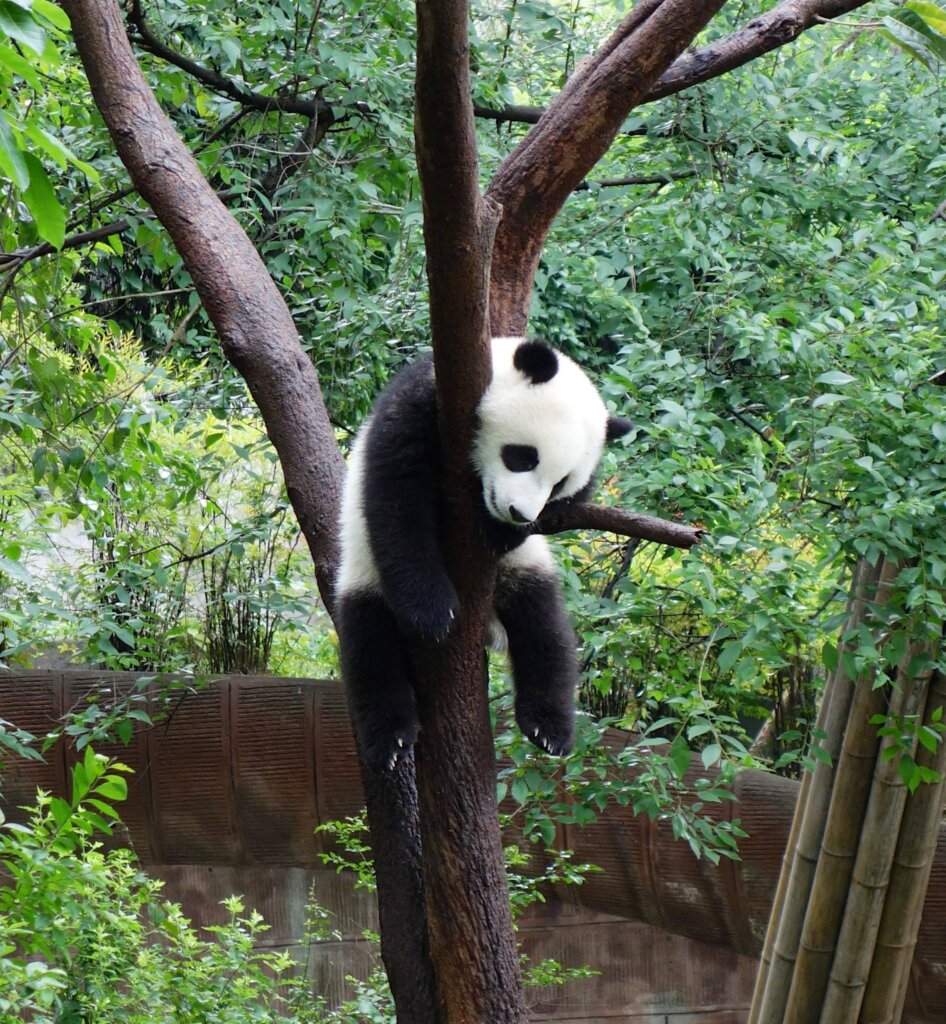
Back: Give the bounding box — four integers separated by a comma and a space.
751, 557, 884, 1024
783, 643, 890, 1024
748, 715, 815, 1023
818, 640, 935, 1024
783, 557, 903, 1024
859, 668, 946, 1024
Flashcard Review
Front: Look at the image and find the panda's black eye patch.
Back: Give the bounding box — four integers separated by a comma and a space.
550, 476, 569, 499
501, 444, 539, 473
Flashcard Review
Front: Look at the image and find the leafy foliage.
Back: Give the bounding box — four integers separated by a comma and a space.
0, 0, 944, 909
0, 764, 597, 1021
0, 757, 403, 1022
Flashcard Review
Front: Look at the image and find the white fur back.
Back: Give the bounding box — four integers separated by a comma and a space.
336, 424, 382, 596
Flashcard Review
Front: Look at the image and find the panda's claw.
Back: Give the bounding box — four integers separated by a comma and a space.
516, 699, 575, 760
398, 738, 404, 748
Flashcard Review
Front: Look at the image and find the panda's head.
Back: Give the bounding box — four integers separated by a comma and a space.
472, 337, 632, 527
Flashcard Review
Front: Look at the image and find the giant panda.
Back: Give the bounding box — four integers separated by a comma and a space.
336, 336, 632, 772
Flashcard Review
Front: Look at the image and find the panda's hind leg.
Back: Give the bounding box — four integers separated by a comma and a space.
337, 590, 419, 772
495, 538, 577, 757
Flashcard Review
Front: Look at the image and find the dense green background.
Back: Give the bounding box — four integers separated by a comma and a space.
1, 0, 945, 1015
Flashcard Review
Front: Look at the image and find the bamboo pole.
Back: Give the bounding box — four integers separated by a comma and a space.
750, 557, 885, 1024
818, 639, 936, 1024
748, 758, 814, 1022
782, 559, 906, 1024
859, 668, 946, 1024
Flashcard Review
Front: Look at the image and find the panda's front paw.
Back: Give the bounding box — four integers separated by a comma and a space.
393, 579, 459, 642
516, 697, 575, 758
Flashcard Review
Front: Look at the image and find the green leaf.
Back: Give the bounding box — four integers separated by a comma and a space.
0, 110, 29, 188
0, 0, 47, 55
24, 124, 99, 179
31, 0, 70, 31
668, 736, 691, 780
885, 10, 946, 64
94, 778, 127, 802
815, 371, 856, 386
717, 640, 741, 674
812, 393, 849, 408
701, 743, 722, 769
49, 796, 71, 828
22, 151, 65, 248
0, 38, 41, 88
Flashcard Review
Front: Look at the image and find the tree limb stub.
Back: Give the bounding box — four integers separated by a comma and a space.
61, 0, 345, 614
535, 503, 706, 549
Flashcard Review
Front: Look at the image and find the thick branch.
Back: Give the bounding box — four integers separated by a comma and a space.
648, 0, 872, 101
574, 170, 695, 191
62, 0, 345, 615
473, 102, 543, 125
535, 503, 706, 548
487, 0, 726, 334
474, 1, 871, 128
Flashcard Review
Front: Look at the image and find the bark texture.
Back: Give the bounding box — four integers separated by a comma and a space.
412, 0, 521, 1018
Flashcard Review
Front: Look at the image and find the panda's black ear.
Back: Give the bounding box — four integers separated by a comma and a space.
606, 416, 634, 443
513, 340, 559, 384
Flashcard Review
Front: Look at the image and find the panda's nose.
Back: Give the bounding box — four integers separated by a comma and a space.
508, 505, 530, 524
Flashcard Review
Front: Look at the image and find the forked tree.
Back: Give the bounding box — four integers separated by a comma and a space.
59, 1, 881, 1021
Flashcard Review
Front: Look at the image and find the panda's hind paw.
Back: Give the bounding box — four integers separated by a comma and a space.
516, 701, 575, 759
357, 719, 419, 774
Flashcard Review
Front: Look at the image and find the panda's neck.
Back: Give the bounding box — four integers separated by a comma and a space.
474, 496, 531, 555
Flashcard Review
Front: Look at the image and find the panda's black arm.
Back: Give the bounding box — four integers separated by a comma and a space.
362, 359, 459, 641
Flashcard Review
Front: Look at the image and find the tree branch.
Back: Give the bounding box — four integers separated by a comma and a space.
127, 0, 332, 121
487, 0, 727, 334
473, 102, 544, 125
411, 0, 525, 1018
0, 220, 131, 271
574, 170, 696, 191
647, 0, 873, 101
535, 503, 706, 548
61, 0, 345, 616
473, 1, 872, 130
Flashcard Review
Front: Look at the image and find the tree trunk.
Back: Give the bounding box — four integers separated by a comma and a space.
58, 0, 345, 612
411, 0, 521, 1016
